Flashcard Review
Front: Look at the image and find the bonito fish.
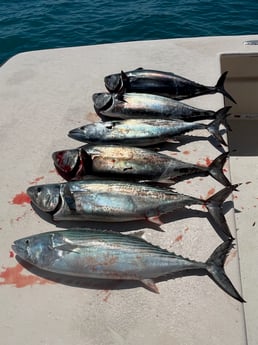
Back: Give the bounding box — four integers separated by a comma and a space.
12, 229, 244, 302
27, 180, 237, 238
52, 145, 231, 187
93, 92, 231, 125
68, 117, 227, 147
104, 68, 236, 103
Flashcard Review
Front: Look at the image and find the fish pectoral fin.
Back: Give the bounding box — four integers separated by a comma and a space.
59, 244, 80, 253
141, 279, 159, 294
50, 243, 80, 254
155, 177, 176, 184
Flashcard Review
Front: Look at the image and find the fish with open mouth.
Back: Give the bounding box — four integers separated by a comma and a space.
104, 68, 236, 103
52, 145, 231, 187
93, 92, 231, 126
26, 180, 238, 238
68, 116, 228, 147
12, 229, 244, 302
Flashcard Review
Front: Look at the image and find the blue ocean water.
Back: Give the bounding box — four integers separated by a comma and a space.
1, 0, 258, 65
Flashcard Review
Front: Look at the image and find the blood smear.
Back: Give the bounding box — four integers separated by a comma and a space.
102, 290, 112, 303
10, 192, 31, 206
205, 157, 212, 166
196, 157, 212, 167
174, 234, 183, 242
0, 264, 52, 288
29, 176, 44, 185
206, 187, 216, 198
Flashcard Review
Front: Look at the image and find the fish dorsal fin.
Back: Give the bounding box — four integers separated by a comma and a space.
119, 71, 130, 94
116, 91, 127, 103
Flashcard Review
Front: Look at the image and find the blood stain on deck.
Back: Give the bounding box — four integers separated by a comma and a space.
200, 187, 216, 201
200, 187, 215, 209
15, 210, 30, 222
102, 290, 112, 303
174, 234, 183, 242
206, 187, 216, 198
29, 176, 44, 185
196, 156, 212, 167
49, 169, 57, 174
9, 192, 31, 206
205, 157, 212, 166
0, 264, 52, 288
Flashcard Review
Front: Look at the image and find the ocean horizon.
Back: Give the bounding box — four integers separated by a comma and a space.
1, 0, 258, 65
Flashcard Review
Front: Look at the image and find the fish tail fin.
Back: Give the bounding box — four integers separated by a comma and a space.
208, 152, 231, 186
205, 240, 245, 302
215, 106, 232, 131
206, 107, 230, 146
205, 184, 240, 238
215, 71, 237, 104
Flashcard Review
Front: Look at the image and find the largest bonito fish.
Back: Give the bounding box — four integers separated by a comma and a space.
27, 180, 237, 238
12, 229, 244, 302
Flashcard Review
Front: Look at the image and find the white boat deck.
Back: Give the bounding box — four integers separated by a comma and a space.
1, 35, 257, 345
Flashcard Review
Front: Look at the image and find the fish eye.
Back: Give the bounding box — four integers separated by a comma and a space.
37, 187, 42, 193
25, 239, 30, 245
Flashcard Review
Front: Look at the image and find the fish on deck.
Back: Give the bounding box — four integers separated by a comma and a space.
12, 229, 244, 302
104, 68, 236, 103
26, 180, 238, 238
93, 92, 231, 125
68, 117, 228, 147
52, 145, 231, 187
